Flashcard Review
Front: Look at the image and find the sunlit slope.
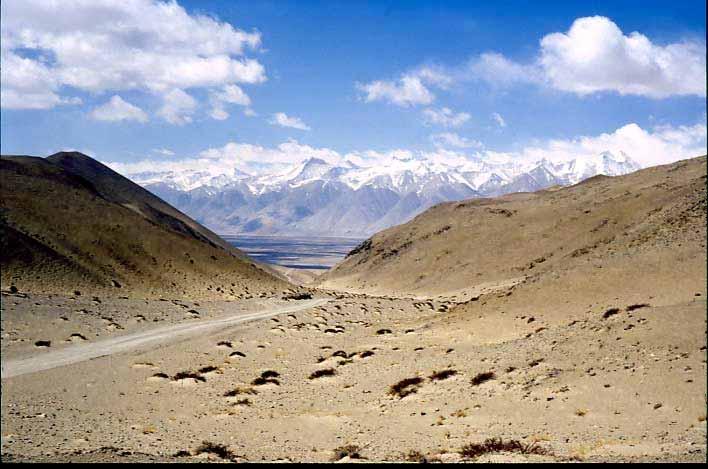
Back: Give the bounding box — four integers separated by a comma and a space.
319, 156, 706, 301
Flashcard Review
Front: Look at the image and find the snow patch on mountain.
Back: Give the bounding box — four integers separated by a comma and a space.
124, 150, 643, 236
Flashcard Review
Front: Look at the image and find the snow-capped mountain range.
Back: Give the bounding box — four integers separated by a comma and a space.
124, 150, 641, 237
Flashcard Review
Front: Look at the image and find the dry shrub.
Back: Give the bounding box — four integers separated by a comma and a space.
389, 376, 424, 398
459, 438, 549, 459
309, 368, 337, 379
172, 371, 206, 382
330, 444, 363, 461
194, 441, 238, 461
470, 371, 495, 386
429, 369, 458, 381
223, 386, 257, 397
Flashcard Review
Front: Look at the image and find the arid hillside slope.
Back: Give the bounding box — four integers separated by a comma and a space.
319, 156, 707, 304
0, 153, 288, 298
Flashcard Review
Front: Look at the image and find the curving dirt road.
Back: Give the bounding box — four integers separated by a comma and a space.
1, 298, 329, 379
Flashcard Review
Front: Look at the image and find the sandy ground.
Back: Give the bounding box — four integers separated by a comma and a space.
1, 285, 705, 463
2, 298, 327, 379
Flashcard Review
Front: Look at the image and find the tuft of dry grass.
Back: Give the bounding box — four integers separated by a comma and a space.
251, 376, 280, 386
172, 371, 206, 382
223, 386, 257, 397
388, 376, 424, 398
330, 444, 363, 461
459, 438, 549, 459
405, 450, 429, 463
429, 369, 458, 381
194, 441, 239, 461
309, 368, 337, 379
470, 371, 495, 386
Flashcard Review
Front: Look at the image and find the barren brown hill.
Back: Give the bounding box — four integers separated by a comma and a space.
319, 155, 707, 304
0, 152, 288, 298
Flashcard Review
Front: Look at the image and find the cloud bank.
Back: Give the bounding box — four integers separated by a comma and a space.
106, 121, 706, 180
1, 0, 265, 122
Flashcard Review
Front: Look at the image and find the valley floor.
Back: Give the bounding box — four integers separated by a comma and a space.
1, 284, 705, 462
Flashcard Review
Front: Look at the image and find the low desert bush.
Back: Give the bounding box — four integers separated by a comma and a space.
459, 438, 548, 459
388, 377, 424, 398
470, 371, 495, 386
309, 368, 337, 379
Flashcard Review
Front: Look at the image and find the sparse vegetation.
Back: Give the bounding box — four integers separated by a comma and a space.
194, 441, 239, 461
172, 371, 206, 382
388, 376, 424, 398
283, 292, 313, 300
429, 369, 458, 381
405, 450, 429, 463
459, 438, 549, 459
330, 444, 363, 461
223, 386, 257, 397
470, 371, 495, 386
309, 368, 337, 379
251, 370, 280, 386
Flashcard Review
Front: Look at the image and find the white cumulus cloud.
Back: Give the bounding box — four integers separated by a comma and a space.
469, 16, 706, 98
90, 95, 148, 123
269, 112, 311, 131
1, 0, 265, 118
104, 121, 706, 183
208, 84, 251, 120
158, 89, 197, 125
422, 107, 471, 128
357, 66, 452, 107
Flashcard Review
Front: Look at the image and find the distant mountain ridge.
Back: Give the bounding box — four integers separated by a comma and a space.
123, 150, 642, 237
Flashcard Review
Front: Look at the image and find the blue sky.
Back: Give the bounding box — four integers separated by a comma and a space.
1, 0, 705, 169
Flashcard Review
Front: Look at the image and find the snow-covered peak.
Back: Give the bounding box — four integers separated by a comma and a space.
133, 149, 644, 197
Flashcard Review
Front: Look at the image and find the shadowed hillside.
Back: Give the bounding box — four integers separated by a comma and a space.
1, 152, 289, 298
